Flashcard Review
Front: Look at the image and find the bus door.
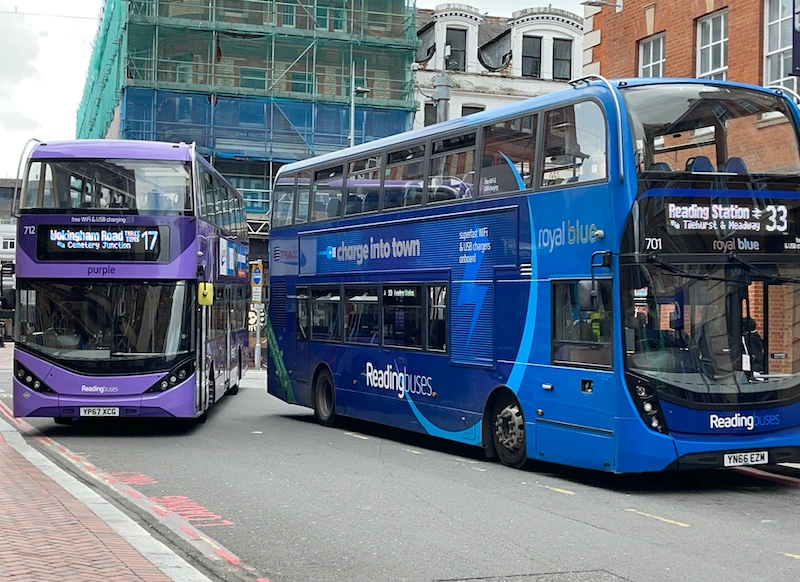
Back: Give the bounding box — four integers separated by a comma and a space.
197, 283, 213, 413
292, 287, 311, 385
223, 286, 235, 390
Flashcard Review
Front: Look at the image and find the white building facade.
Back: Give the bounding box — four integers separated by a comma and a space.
413, 4, 584, 129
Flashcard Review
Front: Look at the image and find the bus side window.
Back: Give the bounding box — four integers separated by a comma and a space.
427, 285, 447, 352
540, 101, 607, 187
296, 287, 309, 341
480, 115, 537, 195
552, 280, 613, 368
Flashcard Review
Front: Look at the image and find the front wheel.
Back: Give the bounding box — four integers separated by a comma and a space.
492, 395, 527, 468
313, 370, 336, 427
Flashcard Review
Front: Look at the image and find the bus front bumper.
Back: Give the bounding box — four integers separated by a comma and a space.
12, 379, 199, 419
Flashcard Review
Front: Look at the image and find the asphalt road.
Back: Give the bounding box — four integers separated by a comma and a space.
5, 368, 800, 582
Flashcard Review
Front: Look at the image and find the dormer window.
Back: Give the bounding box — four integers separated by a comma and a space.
522, 36, 542, 78
553, 39, 573, 81
446, 28, 466, 71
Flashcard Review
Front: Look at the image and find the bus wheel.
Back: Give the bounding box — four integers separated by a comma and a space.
492, 395, 527, 468
53, 417, 74, 426
313, 370, 336, 427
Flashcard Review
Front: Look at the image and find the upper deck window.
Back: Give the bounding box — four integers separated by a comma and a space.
540, 101, 607, 187
22, 159, 192, 214
312, 165, 345, 220
385, 145, 425, 210
622, 83, 800, 178
481, 114, 538, 195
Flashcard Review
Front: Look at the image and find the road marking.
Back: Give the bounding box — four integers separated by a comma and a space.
402, 448, 423, 455
455, 457, 479, 464
782, 553, 800, 560
538, 484, 575, 495
736, 466, 800, 487
626, 508, 690, 528
344, 432, 369, 440
472, 466, 487, 472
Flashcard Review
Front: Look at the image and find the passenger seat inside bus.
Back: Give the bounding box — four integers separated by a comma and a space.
648, 162, 672, 172
326, 198, 341, 218
362, 191, 379, 212
725, 157, 748, 174
686, 156, 715, 172
344, 194, 361, 215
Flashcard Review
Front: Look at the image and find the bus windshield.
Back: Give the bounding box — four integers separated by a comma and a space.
622, 83, 800, 179
17, 281, 194, 373
621, 261, 800, 406
22, 159, 192, 213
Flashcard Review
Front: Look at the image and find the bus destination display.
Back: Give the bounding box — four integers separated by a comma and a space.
37, 225, 170, 262
645, 197, 800, 254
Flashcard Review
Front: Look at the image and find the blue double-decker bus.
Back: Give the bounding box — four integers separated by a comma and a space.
267, 76, 800, 472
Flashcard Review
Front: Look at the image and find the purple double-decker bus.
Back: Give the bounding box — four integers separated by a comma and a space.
13, 139, 250, 424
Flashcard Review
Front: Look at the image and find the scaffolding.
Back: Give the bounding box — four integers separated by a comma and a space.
77, 0, 419, 223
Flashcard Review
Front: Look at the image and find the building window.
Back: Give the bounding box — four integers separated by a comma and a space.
697, 10, 728, 80
552, 39, 572, 81
291, 72, 315, 93
282, 2, 295, 27
522, 36, 542, 78
765, 0, 796, 91
461, 105, 485, 116
315, 6, 328, 30
446, 28, 467, 72
332, 8, 345, 32
639, 34, 665, 77
1, 240, 15, 250
240, 67, 266, 89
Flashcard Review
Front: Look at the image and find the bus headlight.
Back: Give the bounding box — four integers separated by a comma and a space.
14, 362, 55, 394
626, 373, 668, 434
144, 359, 196, 393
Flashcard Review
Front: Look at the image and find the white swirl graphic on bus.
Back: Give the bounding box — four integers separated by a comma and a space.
364, 362, 434, 399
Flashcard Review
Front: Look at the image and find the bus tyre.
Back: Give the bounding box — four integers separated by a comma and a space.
492, 395, 527, 469
313, 370, 336, 427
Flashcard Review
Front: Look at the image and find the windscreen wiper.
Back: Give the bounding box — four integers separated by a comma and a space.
727, 253, 800, 285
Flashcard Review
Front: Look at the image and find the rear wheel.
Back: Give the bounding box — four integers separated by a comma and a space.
313, 370, 336, 426
492, 395, 527, 468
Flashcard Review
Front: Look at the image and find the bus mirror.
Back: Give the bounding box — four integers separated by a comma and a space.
198, 282, 214, 306
578, 280, 596, 311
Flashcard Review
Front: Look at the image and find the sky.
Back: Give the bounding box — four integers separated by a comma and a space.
0, 0, 586, 179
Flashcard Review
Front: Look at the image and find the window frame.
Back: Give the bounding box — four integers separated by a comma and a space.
551, 278, 614, 370
552, 38, 573, 81
639, 33, 665, 78
522, 35, 542, 79
696, 10, 728, 80
764, 0, 796, 93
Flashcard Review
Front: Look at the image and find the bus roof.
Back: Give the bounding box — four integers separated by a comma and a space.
29, 139, 194, 162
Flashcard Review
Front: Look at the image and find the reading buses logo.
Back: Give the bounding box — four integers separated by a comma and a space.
709, 412, 780, 431
80, 384, 119, 394
364, 362, 434, 398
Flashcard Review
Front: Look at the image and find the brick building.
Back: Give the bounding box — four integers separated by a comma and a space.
584, 0, 800, 375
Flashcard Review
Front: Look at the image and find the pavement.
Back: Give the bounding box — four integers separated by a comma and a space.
0, 343, 212, 582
